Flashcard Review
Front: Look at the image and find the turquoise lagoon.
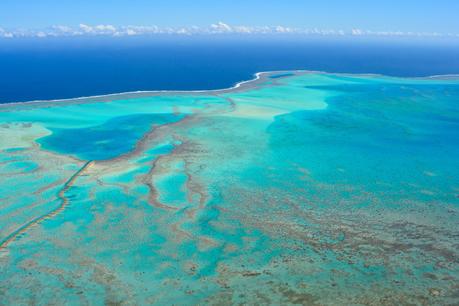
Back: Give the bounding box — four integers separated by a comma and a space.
0, 72, 458, 305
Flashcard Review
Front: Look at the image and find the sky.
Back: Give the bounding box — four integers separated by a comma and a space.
0, 0, 458, 36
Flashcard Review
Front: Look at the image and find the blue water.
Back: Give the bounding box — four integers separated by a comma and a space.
269, 73, 295, 79
267, 81, 459, 192
38, 113, 183, 160
1, 36, 459, 103
1, 71, 458, 304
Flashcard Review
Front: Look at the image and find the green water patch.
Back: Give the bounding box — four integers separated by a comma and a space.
38, 113, 184, 161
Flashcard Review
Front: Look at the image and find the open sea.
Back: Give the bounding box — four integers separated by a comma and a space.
1, 35, 459, 103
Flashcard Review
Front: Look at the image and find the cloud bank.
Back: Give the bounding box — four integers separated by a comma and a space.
1, 22, 458, 38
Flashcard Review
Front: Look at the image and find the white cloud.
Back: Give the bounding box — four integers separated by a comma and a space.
275, 26, 293, 33
211, 21, 232, 33
0, 23, 457, 39
36, 31, 47, 38
79, 23, 93, 33
52, 25, 72, 33
0, 27, 14, 38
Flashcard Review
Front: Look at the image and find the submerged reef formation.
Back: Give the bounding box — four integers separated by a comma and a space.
0, 72, 458, 305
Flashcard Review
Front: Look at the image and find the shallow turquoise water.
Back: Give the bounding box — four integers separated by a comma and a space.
0, 72, 458, 305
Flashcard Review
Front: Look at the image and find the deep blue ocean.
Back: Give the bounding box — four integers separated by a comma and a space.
1, 35, 459, 103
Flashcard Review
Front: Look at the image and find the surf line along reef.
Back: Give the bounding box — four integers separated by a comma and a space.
0, 71, 458, 305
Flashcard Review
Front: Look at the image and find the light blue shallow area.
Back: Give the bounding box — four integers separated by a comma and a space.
0, 72, 458, 305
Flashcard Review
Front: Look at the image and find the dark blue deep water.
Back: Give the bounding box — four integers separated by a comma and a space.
0, 35, 459, 103
38, 113, 183, 160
